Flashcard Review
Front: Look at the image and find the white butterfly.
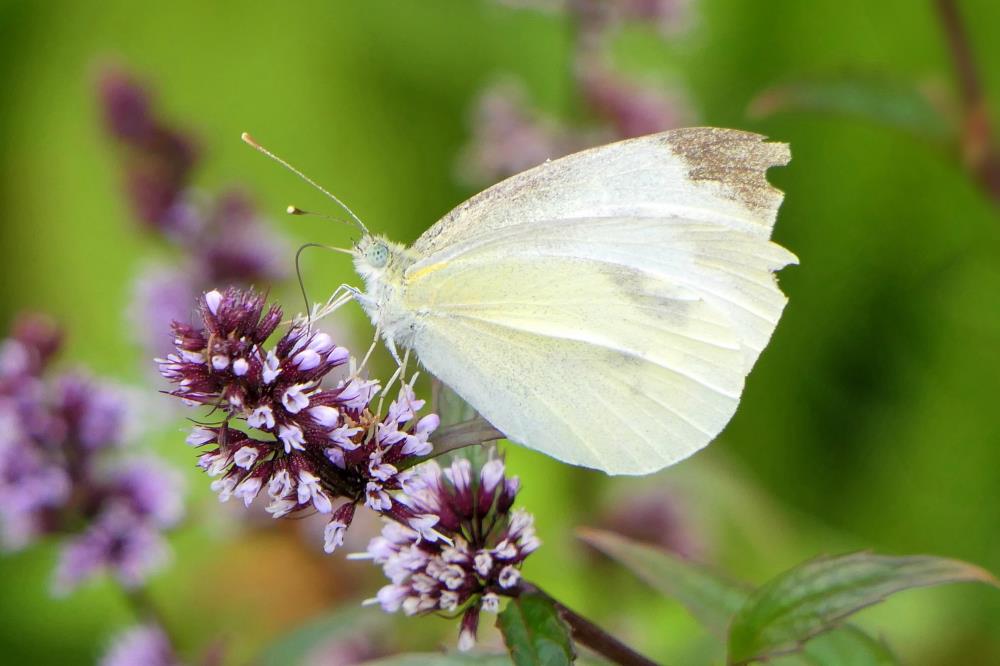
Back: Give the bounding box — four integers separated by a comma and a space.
252, 128, 797, 475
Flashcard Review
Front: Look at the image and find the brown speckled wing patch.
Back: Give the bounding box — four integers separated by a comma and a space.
664, 128, 790, 226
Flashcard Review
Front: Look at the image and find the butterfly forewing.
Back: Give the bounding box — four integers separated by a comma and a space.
394, 128, 795, 474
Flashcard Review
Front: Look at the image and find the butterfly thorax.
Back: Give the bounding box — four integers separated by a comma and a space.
353, 235, 418, 354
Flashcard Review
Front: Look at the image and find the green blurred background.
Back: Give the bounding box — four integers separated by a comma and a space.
0, 0, 998, 663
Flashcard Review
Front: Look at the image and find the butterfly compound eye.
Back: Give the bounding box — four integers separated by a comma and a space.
366, 241, 389, 268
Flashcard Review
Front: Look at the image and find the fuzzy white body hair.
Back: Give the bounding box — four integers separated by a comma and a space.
353, 235, 419, 358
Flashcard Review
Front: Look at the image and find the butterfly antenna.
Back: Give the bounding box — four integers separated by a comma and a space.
287, 206, 361, 245
241, 132, 370, 236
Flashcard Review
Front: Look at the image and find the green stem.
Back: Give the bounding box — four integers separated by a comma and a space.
521, 583, 664, 666
934, 0, 1000, 201
122, 585, 176, 642
398, 417, 505, 470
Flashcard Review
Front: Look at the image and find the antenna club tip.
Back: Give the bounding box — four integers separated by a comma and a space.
241, 132, 259, 148
287, 205, 303, 215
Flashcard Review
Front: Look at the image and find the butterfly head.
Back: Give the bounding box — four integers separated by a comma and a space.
353, 234, 405, 284
359, 236, 389, 268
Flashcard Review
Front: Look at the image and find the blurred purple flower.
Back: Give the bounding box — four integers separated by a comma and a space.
196, 189, 288, 286
465, 1, 697, 185
55, 506, 170, 593
106, 458, 185, 529
613, 0, 695, 36
98, 69, 154, 143
305, 632, 387, 666
597, 488, 702, 560
0, 313, 60, 406
130, 264, 200, 360
0, 339, 33, 389
98, 67, 199, 235
0, 316, 68, 548
99, 66, 288, 363
580, 67, 692, 138
356, 456, 537, 651
158, 287, 439, 553
497, 0, 695, 37
460, 72, 691, 185
0, 428, 70, 549
51, 373, 127, 453
127, 190, 287, 359
10, 312, 63, 373
458, 81, 586, 184
0, 316, 183, 591
124, 144, 199, 239
100, 624, 181, 666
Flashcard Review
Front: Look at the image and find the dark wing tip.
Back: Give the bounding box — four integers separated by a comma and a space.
663, 127, 790, 227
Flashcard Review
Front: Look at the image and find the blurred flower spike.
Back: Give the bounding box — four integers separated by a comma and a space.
98, 65, 287, 359
499, 0, 694, 37
157, 287, 441, 553
463, 0, 695, 183
0, 313, 183, 592
357, 455, 539, 651
98, 66, 199, 235
100, 624, 181, 666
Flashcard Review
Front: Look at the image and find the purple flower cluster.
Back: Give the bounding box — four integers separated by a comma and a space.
99, 66, 286, 359
100, 624, 181, 666
462, 1, 695, 183
157, 287, 440, 553
156, 289, 543, 649
358, 456, 539, 651
0, 314, 182, 592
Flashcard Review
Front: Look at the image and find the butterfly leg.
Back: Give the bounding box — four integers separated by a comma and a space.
384, 337, 402, 365
312, 283, 371, 321
377, 347, 411, 406
355, 320, 382, 377
354, 317, 403, 379
367, 348, 412, 444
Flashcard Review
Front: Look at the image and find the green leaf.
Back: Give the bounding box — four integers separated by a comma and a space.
748, 74, 954, 140
258, 607, 379, 666
797, 625, 897, 665
498, 593, 575, 666
361, 654, 513, 665
727, 552, 997, 664
578, 527, 751, 639
770, 625, 897, 666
